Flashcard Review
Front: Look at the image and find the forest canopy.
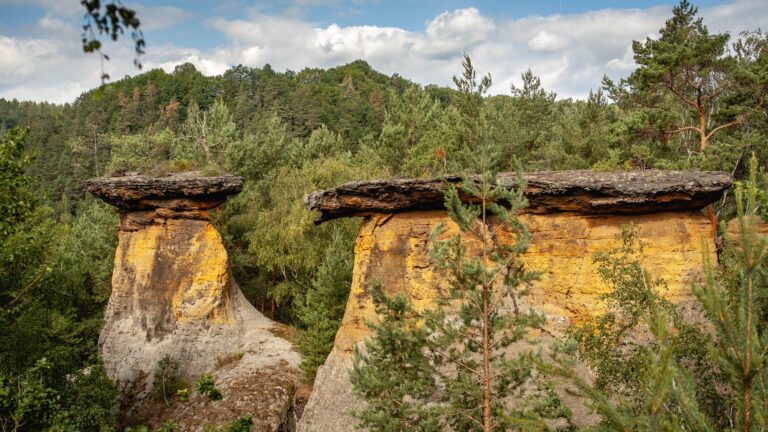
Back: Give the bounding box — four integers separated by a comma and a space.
0, 0, 767, 430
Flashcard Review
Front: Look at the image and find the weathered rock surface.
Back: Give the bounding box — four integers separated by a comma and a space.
143, 358, 300, 432
305, 170, 732, 223
298, 170, 727, 432
89, 173, 300, 431
87, 172, 244, 210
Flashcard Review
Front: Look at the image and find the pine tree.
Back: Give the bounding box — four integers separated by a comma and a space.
697, 154, 768, 431
350, 162, 570, 431
183, 98, 236, 170
349, 282, 442, 432
604, 0, 739, 153
297, 229, 354, 381
351, 56, 569, 432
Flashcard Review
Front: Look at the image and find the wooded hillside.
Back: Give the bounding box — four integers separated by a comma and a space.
1, 1, 767, 429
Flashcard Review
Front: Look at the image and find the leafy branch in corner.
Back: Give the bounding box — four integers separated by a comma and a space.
81, 0, 145, 83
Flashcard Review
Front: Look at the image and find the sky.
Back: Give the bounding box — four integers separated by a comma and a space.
0, 0, 766, 104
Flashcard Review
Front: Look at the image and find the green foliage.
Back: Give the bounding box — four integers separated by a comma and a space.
222, 154, 378, 322
696, 154, 768, 430
0, 128, 117, 431
351, 56, 569, 432
506, 69, 559, 169
106, 128, 176, 174
80, 0, 145, 80
224, 114, 301, 181
201, 414, 253, 432
158, 419, 177, 432
49, 362, 118, 432
183, 98, 237, 170
563, 225, 723, 426
2, 360, 116, 432
0, 1, 765, 427
297, 229, 354, 380
196, 374, 222, 401
0, 128, 33, 238
0, 358, 57, 431
222, 414, 253, 432
372, 85, 461, 177
602, 0, 753, 168
538, 156, 768, 431
449, 54, 492, 173
351, 165, 570, 431
350, 283, 442, 432
175, 388, 190, 402
153, 355, 181, 406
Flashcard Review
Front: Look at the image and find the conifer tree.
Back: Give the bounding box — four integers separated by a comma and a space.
604, 0, 738, 153
697, 154, 768, 431
296, 229, 354, 380
351, 56, 569, 432
349, 282, 442, 432
426, 166, 554, 432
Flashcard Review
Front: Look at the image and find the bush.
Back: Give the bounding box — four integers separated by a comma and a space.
158, 419, 177, 432
196, 374, 222, 401
153, 355, 181, 406
175, 388, 190, 402
224, 414, 253, 432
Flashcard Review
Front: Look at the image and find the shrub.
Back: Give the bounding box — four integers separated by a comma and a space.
196, 374, 222, 401
153, 355, 182, 406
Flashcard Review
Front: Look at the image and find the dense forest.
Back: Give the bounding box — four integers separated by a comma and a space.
1, 1, 768, 430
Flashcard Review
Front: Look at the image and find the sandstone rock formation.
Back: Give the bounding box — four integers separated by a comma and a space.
298, 170, 732, 432
305, 169, 732, 223
88, 173, 301, 431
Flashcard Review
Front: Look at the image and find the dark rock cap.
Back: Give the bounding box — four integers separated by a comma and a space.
306, 170, 732, 223
87, 172, 244, 211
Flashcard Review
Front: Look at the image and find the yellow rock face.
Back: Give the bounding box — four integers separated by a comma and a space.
103, 215, 302, 413
333, 210, 715, 356
110, 218, 234, 334
298, 209, 716, 432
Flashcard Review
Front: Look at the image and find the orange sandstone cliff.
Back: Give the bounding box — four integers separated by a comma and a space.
298, 170, 732, 432
88, 173, 301, 431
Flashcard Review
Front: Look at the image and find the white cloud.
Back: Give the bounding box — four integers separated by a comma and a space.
607, 44, 636, 71
0, 13, 213, 103
1, 0, 767, 103
528, 30, 567, 52
145, 48, 230, 77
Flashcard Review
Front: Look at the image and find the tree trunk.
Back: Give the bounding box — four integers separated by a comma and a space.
482, 284, 492, 432
698, 91, 708, 152
742, 262, 754, 432
706, 205, 718, 235
481, 197, 492, 432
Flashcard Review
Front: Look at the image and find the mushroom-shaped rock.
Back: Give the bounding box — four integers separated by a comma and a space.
297, 170, 731, 432
88, 173, 300, 431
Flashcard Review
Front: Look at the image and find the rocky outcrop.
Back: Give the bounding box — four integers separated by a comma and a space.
88, 173, 301, 431
298, 170, 731, 432
305, 170, 732, 223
